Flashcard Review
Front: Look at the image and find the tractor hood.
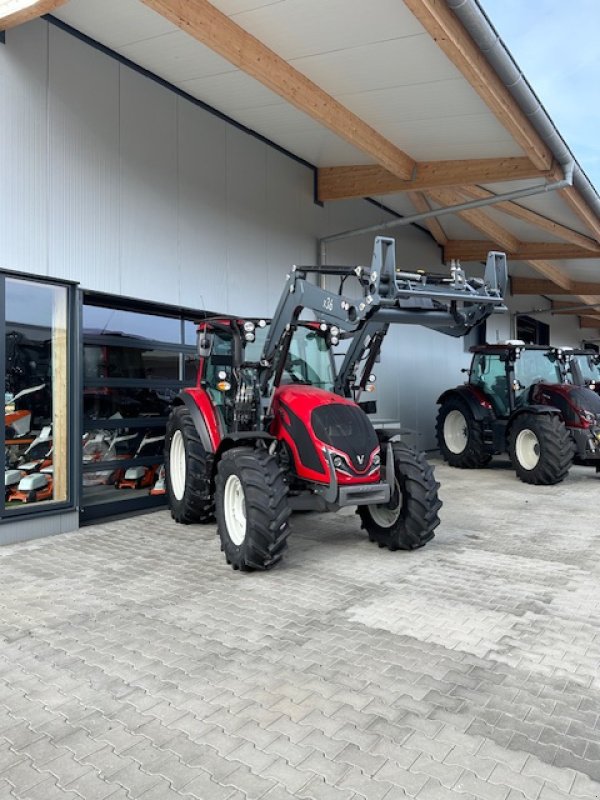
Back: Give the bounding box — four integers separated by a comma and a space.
270, 385, 380, 482
530, 383, 600, 426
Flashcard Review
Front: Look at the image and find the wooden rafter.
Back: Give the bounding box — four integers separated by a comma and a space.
445, 241, 600, 262
458, 186, 599, 251
512, 278, 600, 296
560, 187, 600, 243
402, 0, 552, 170
425, 186, 519, 252
407, 192, 447, 245
552, 299, 600, 314
522, 260, 573, 291
578, 317, 600, 329
141, 0, 415, 180
0, 0, 67, 29
317, 157, 557, 202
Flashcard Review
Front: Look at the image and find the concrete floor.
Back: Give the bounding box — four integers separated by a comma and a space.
1, 456, 600, 800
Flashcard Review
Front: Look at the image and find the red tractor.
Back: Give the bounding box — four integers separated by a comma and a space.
437, 343, 600, 485
165, 237, 506, 571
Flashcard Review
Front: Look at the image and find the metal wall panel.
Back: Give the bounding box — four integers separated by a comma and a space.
47, 25, 120, 290
119, 67, 179, 304
0, 20, 48, 277
176, 97, 228, 312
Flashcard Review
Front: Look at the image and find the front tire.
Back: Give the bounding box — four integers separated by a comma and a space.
215, 448, 291, 571
508, 413, 574, 485
358, 442, 441, 550
165, 405, 214, 524
436, 398, 492, 468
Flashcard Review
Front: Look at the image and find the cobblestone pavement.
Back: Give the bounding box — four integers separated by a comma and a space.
1, 458, 600, 800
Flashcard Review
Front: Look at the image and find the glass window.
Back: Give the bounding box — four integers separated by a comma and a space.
572, 354, 600, 383
83, 305, 181, 343
514, 350, 562, 386
285, 326, 335, 390
83, 343, 181, 381
470, 353, 509, 415
5, 278, 69, 509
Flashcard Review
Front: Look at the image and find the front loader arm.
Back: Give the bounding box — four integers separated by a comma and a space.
260, 237, 507, 394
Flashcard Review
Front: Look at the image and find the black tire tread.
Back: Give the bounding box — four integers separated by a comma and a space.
358, 442, 441, 551
165, 405, 214, 524
509, 413, 574, 485
215, 447, 291, 571
436, 398, 492, 468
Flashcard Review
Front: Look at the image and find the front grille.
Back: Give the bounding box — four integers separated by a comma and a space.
311, 403, 378, 472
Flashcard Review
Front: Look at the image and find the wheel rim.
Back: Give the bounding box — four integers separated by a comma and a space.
224, 474, 247, 546
170, 430, 186, 501
515, 429, 540, 470
443, 410, 468, 454
368, 479, 403, 528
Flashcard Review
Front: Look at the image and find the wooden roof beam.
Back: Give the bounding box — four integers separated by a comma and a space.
560, 187, 600, 243
445, 241, 600, 262
459, 186, 599, 251
407, 192, 447, 245
402, 0, 553, 170
578, 317, 600, 329
426, 186, 519, 252
0, 0, 67, 29
512, 277, 600, 296
141, 0, 415, 180
317, 157, 557, 201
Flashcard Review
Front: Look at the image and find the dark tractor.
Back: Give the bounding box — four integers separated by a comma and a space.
165, 237, 506, 571
437, 343, 600, 485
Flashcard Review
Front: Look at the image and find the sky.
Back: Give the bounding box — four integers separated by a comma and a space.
481, 0, 600, 189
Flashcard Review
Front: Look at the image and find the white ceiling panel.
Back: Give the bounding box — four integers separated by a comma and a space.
119, 31, 235, 83
218, 0, 285, 15
338, 80, 491, 126
287, 35, 463, 96
220, 0, 425, 60
53, 0, 178, 48
179, 71, 285, 112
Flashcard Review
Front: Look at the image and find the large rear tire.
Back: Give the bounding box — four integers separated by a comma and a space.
358, 442, 441, 551
508, 413, 574, 485
165, 405, 214, 524
436, 398, 492, 468
215, 448, 291, 571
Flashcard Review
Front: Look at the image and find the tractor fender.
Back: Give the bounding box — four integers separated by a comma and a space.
171, 391, 215, 453
507, 404, 563, 429
437, 386, 493, 423
215, 432, 277, 462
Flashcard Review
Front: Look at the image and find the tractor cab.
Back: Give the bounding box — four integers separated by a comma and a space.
468, 343, 563, 417
196, 317, 337, 436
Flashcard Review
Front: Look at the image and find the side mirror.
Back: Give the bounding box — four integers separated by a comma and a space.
197, 333, 213, 359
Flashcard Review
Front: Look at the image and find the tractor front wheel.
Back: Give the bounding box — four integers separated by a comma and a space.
358, 442, 441, 550
436, 398, 491, 468
508, 413, 574, 485
215, 447, 290, 571
165, 405, 214, 523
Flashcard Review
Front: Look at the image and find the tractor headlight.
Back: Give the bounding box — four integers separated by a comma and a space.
330, 336, 339, 346
330, 326, 340, 337
245, 332, 255, 342
243, 321, 255, 332
333, 455, 343, 468
373, 454, 380, 466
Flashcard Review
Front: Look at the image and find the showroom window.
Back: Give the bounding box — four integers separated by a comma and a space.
3, 276, 74, 516
81, 297, 198, 522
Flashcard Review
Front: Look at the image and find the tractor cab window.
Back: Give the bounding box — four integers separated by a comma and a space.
202, 329, 234, 402
573, 354, 600, 383
514, 349, 562, 389
470, 353, 509, 416
283, 327, 335, 390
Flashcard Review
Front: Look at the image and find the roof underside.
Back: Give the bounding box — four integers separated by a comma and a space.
37, 0, 600, 330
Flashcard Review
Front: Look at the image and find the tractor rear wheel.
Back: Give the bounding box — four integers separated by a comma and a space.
215, 447, 290, 571
436, 398, 492, 468
165, 405, 214, 523
508, 413, 574, 485
358, 442, 441, 550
